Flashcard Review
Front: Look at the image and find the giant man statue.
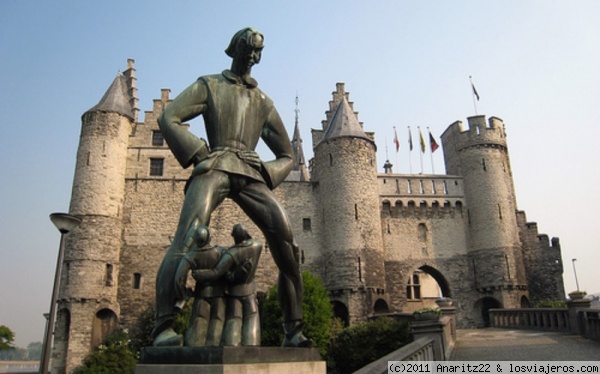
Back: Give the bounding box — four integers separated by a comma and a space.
154, 27, 310, 348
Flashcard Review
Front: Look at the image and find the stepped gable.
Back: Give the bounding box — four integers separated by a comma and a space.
84, 73, 134, 121
319, 95, 373, 144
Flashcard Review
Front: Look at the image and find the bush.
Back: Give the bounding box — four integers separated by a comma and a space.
74, 330, 137, 374
260, 271, 334, 356
327, 317, 410, 374
534, 300, 567, 308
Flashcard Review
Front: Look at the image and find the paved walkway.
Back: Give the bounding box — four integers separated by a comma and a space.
450, 328, 600, 361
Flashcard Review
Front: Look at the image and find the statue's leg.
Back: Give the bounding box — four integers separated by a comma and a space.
222, 297, 243, 346
185, 298, 210, 347
153, 171, 230, 346
234, 182, 311, 347
206, 297, 225, 346
241, 294, 260, 346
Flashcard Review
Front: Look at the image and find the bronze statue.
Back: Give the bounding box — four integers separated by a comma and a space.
155, 27, 310, 348
191, 224, 262, 346
174, 221, 226, 346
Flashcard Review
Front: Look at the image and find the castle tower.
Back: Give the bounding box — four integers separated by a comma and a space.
440, 115, 527, 308
52, 68, 135, 373
311, 83, 387, 323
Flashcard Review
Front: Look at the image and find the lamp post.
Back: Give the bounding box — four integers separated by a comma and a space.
40, 213, 81, 374
572, 258, 580, 292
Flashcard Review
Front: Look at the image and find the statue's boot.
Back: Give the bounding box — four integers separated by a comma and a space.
153, 327, 183, 347
282, 321, 313, 348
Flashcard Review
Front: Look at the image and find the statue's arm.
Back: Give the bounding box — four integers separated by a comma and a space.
260, 107, 294, 189
192, 252, 235, 282
158, 80, 209, 169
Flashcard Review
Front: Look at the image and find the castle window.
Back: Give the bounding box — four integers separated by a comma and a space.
302, 218, 311, 231
150, 158, 164, 176
133, 273, 142, 289
498, 204, 503, 220
419, 180, 424, 194
482, 158, 487, 171
406, 273, 421, 300
431, 181, 436, 194
105, 264, 114, 287
407, 180, 412, 194
152, 131, 164, 146
395, 179, 400, 194
443, 180, 448, 194
301, 250, 305, 264
329, 154, 333, 166
354, 204, 359, 220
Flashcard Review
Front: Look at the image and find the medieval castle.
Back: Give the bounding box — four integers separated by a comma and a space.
51, 59, 565, 372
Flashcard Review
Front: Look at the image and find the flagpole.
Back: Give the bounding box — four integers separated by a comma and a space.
408, 126, 413, 174
418, 126, 424, 174
428, 127, 435, 174
393, 126, 399, 174
469, 75, 478, 115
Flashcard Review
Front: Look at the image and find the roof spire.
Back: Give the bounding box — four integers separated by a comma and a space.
287, 93, 310, 181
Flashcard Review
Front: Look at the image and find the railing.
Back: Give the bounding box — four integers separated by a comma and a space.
489, 308, 570, 332
581, 309, 600, 342
353, 337, 435, 374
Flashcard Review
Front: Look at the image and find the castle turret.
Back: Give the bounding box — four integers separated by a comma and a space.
52, 66, 135, 373
312, 83, 387, 323
441, 115, 527, 308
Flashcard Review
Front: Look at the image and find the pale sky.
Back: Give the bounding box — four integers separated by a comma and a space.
1, 1, 599, 347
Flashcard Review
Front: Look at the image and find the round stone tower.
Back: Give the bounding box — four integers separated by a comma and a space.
440, 115, 527, 308
52, 71, 135, 373
311, 84, 386, 324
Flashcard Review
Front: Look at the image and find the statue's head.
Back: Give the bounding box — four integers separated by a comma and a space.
231, 223, 251, 244
193, 225, 211, 247
225, 27, 264, 70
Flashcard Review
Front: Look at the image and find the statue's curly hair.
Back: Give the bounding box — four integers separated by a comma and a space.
225, 27, 264, 58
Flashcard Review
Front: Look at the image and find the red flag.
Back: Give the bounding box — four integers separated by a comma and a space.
429, 131, 439, 153
393, 127, 400, 152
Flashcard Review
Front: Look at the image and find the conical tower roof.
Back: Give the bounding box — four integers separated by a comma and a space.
84, 73, 134, 120
320, 96, 373, 144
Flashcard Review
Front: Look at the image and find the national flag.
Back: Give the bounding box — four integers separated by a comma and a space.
393, 127, 400, 152
408, 127, 413, 151
419, 128, 426, 153
471, 82, 480, 101
429, 130, 439, 153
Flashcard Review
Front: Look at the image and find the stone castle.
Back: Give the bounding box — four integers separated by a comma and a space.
51, 59, 565, 372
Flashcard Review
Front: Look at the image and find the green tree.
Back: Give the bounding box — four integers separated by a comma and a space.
74, 330, 137, 374
261, 271, 334, 356
0, 325, 15, 351
327, 317, 410, 374
26, 341, 43, 360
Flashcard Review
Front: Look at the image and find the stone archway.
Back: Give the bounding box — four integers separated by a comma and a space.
91, 308, 118, 348
418, 265, 451, 298
332, 301, 349, 327
475, 297, 502, 327
373, 298, 390, 314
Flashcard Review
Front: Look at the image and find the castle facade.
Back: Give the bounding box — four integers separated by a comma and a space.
51, 60, 565, 373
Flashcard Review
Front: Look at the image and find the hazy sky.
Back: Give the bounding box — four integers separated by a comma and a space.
1, 1, 598, 347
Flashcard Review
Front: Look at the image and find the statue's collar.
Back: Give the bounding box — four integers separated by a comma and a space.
222, 70, 258, 88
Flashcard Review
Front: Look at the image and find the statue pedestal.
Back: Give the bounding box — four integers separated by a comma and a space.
135, 346, 325, 374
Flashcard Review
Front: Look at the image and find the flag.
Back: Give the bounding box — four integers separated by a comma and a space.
419, 128, 426, 153
393, 127, 400, 152
471, 82, 480, 101
408, 127, 413, 151
429, 130, 439, 153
